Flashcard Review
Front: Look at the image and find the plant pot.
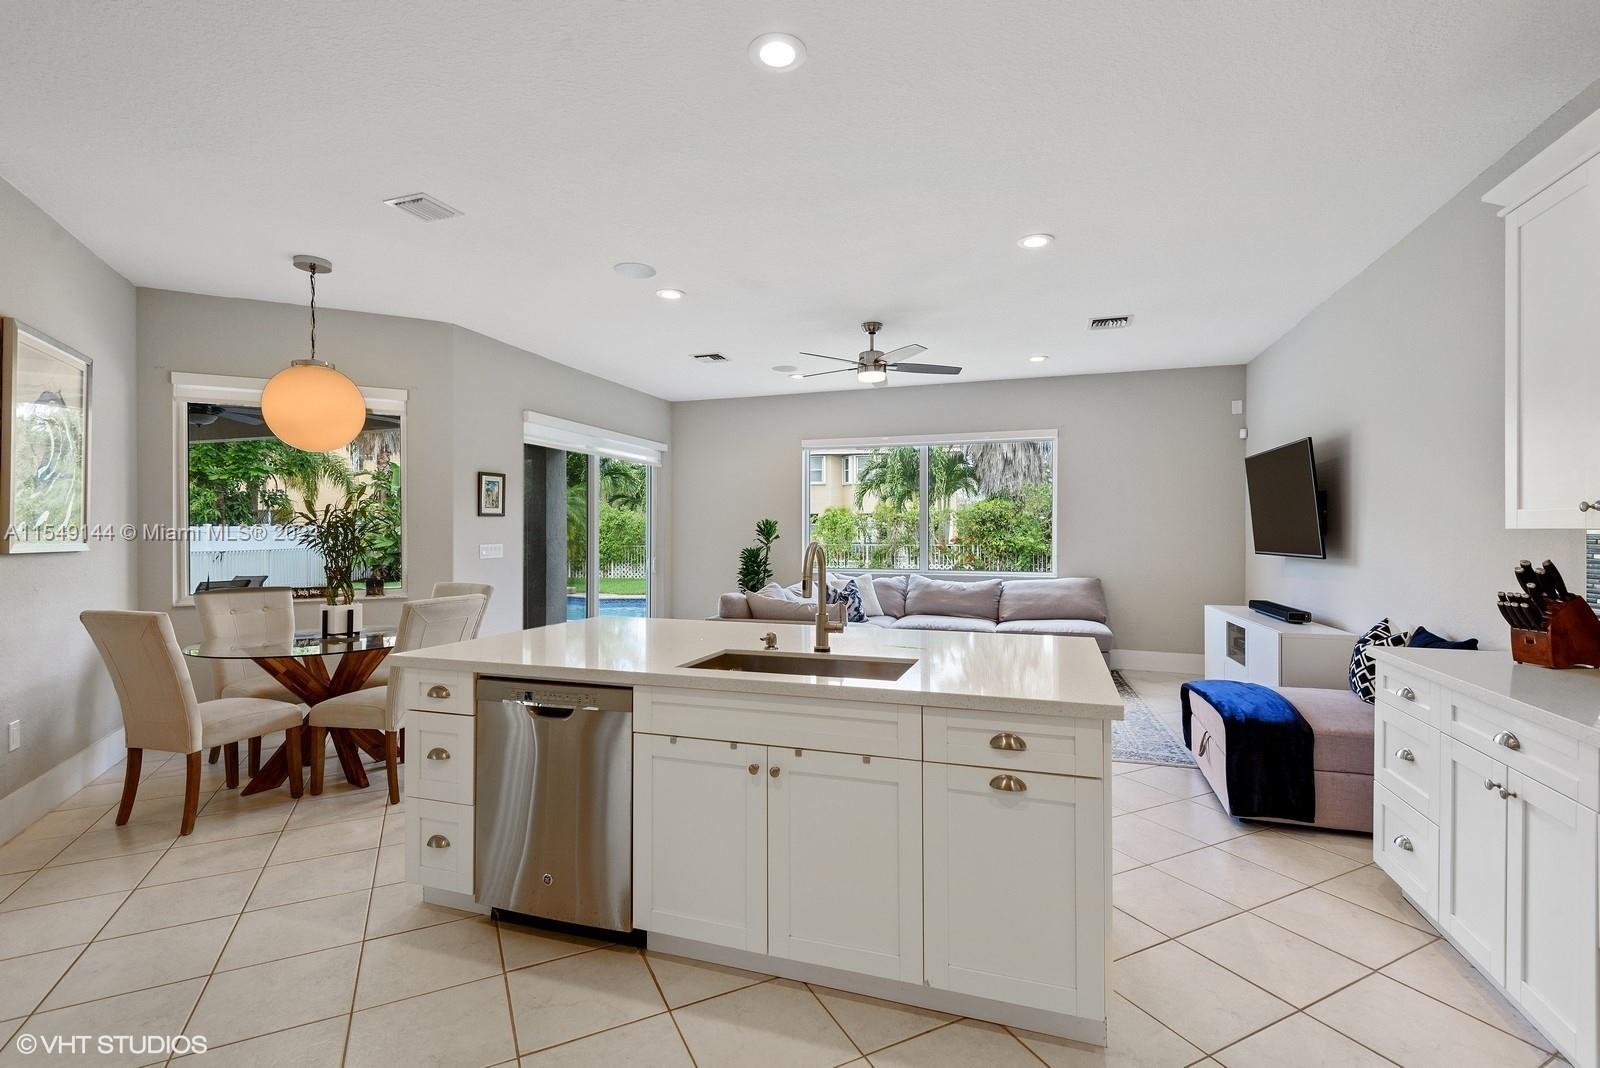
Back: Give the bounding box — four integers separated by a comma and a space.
364, 575, 386, 597
321, 602, 363, 638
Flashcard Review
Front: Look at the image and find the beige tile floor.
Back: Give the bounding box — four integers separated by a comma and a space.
0, 673, 1572, 1067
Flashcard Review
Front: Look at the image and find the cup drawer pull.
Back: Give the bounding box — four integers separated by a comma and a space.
989, 774, 1027, 793
1395, 747, 1415, 762
425, 748, 451, 761
1493, 730, 1521, 751
1397, 686, 1416, 701
989, 732, 1027, 752
426, 685, 452, 699
1392, 834, 1414, 852
425, 834, 451, 849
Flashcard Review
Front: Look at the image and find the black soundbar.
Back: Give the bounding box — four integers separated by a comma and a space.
1249, 599, 1312, 624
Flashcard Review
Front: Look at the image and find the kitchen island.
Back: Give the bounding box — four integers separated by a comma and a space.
388, 616, 1123, 1043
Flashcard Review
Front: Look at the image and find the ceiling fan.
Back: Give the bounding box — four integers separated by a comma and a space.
798, 321, 961, 385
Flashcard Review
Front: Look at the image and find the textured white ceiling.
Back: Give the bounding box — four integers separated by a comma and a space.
1, 1, 1597, 400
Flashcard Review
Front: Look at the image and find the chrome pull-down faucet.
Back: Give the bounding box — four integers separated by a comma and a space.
800, 541, 846, 652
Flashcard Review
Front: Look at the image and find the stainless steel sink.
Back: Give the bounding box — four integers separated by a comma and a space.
680, 649, 917, 681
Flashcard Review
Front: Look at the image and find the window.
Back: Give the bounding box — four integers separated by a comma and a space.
174, 374, 406, 602
801, 434, 1055, 575
809, 453, 826, 485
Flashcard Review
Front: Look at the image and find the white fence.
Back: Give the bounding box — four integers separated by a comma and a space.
187, 526, 327, 590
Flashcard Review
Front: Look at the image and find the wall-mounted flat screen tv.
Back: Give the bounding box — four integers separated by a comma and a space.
1245, 437, 1327, 558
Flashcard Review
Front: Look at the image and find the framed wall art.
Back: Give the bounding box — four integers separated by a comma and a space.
477, 470, 506, 516
1, 319, 93, 553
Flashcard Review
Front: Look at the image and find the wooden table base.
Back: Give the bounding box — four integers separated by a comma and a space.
240, 647, 391, 797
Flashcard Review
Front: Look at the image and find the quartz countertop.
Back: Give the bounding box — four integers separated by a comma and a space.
388, 616, 1124, 719
1372, 647, 1600, 744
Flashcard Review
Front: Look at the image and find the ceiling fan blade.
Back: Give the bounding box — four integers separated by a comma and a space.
800, 351, 860, 365
880, 344, 927, 363
889, 362, 962, 375
801, 367, 854, 378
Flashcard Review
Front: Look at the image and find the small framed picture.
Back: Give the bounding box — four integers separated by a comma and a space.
477, 471, 506, 516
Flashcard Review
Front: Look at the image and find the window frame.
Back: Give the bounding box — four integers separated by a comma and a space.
808, 453, 826, 485
171, 372, 410, 608
799, 429, 1059, 578
841, 453, 862, 485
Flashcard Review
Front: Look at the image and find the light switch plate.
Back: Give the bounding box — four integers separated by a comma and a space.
1239, 427, 1248, 439
7, 720, 18, 752
1231, 399, 1244, 415
478, 544, 504, 560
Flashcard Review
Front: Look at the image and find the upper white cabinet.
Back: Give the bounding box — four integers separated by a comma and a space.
1485, 107, 1600, 529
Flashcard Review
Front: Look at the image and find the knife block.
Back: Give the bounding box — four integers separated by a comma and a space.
1510, 598, 1600, 668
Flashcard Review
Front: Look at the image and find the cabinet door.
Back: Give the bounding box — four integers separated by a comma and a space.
1505, 770, 1598, 1067
1439, 738, 1508, 982
767, 750, 922, 982
633, 735, 767, 953
924, 763, 1105, 1016
1504, 158, 1600, 528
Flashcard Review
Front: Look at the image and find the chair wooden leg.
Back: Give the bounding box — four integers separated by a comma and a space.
383, 731, 401, 805
223, 742, 239, 789
180, 752, 202, 836
285, 725, 304, 799
248, 737, 261, 775
208, 745, 221, 765
116, 748, 143, 826
309, 725, 326, 795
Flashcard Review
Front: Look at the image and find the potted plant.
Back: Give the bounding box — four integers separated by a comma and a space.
290, 484, 375, 635
737, 518, 779, 592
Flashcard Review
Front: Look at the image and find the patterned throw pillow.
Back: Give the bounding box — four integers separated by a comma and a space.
1349, 618, 1408, 702
827, 579, 866, 623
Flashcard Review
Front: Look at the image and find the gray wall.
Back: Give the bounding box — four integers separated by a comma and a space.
0, 178, 137, 801
135, 292, 671, 650
1244, 80, 1600, 644
670, 367, 1247, 655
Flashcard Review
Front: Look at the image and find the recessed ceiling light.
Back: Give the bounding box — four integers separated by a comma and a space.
655, 288, 685, 301
1028, 354, 1049, 363
613, 262, 656, 279
1017, 233, 1054, 249
749, 33, 806, 71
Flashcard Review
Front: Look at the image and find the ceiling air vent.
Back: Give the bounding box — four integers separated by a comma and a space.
691, 353, 728, 363
1089, 315, 1132, 331
383, 193, 463, 222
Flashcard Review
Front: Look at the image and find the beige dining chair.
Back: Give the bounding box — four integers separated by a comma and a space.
360, 581, 492, 691
80, 610, 309, 835
308, 594, 485, 803
195, 586, 298, 778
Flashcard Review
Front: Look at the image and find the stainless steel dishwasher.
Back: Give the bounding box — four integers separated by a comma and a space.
475, 678, 633, 933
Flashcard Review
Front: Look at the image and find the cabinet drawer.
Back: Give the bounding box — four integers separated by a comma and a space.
1375, 700, 1440, 821
924, 707, 1102, 778
406, 798, 474, 895
636, 687, 920, 759
1374, 782, 1438, 920
1373, 662, 1436, 727
1447, 691, 1599, 808
406, 711, 475, 805
396, 668, 474, 716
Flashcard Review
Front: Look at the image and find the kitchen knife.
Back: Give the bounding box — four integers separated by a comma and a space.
1517, 594, 1547, 630
1514, 560, 1543, 605
1498, 594, 1522, 628
1538, 560, 1572, 602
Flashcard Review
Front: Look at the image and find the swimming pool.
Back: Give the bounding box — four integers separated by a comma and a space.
567, 595, 648, 620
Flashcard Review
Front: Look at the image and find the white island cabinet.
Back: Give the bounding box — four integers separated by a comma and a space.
390, 616, 1123, 1045
1370, 649, 1600, 1068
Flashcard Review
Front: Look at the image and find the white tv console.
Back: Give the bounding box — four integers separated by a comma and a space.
1202, 605, 1354, 688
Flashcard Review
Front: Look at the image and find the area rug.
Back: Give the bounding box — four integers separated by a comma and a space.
1111, 671, 1197, 768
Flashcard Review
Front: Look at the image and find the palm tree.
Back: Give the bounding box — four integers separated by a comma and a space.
966, 441, 1052, 497
928, 446, 978, 544
599, 458, 646, 511
853, 447, 920, 512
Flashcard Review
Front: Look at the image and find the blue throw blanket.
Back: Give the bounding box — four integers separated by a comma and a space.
1181, 681, 1316, 824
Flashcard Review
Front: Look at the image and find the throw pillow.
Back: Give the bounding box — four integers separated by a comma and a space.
1407, 626, 1479, 651
829, 579, 866, 623
747, 592, 819, 621
850, 573, 885, 618
1349, 618, 1408, 702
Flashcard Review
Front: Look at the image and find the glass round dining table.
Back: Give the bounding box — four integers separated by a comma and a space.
183, 628, 398, 797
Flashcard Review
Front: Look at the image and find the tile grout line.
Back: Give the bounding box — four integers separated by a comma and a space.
801, 981, 865, 1060
640, 950, 701, 1068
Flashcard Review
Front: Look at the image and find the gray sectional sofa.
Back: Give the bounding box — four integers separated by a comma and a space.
718, 574, 1114, 653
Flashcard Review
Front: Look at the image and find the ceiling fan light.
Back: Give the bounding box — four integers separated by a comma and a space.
262, 361, 367, 452
857, 367, 888, 384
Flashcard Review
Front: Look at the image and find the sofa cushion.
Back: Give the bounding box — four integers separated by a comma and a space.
718, 593, 753, 619
999, 578, 1108, 624
873, 575, 908, 618
747, 593, 820, 622
861, 615, 898, 628
995, 618, 1114, 651
849, 573, 885, 618
1276, 687, 1375, 775
893, 614, 998, 633
905, 574, 1002, 620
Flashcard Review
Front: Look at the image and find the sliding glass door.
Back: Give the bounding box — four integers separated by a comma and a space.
563, 452, 650, 621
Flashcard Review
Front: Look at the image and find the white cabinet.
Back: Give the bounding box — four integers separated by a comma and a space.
1505, 770, 1598, 1067
768, 749, 922, 982
633, 734, 767, 952
1484, 106, 1600, 529
1437, 737, 1508, 983
1202, 606, 1353, 688
924, 763, 1105, 1016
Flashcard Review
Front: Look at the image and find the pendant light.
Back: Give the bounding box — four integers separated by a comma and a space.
261, 255, 366, 452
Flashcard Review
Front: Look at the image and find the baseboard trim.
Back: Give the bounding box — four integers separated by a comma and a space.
0, 727, 127, 845
1107, 649, 1203, 675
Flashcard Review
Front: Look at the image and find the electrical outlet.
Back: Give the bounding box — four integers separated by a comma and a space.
1239, 427, 1248, 439
479, 543, 504, 560
7, 720, 18, 753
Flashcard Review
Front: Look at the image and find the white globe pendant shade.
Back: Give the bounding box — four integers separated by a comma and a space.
262, 360, 366, 452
